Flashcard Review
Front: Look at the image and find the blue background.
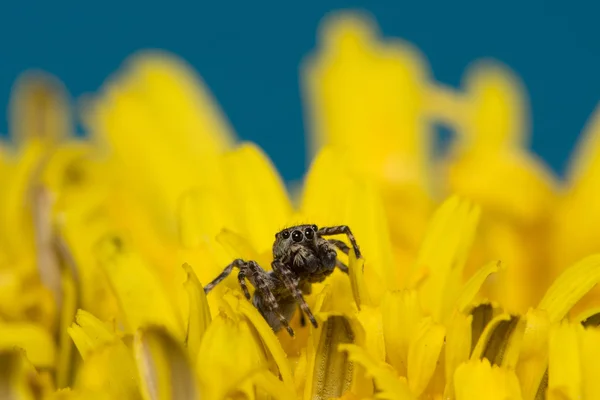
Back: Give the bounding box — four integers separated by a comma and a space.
0, 1, 598, 182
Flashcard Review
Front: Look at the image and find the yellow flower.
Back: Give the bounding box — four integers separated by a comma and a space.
2, 9, 600, 400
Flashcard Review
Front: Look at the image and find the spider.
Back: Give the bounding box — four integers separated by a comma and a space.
203, 224, 361, 337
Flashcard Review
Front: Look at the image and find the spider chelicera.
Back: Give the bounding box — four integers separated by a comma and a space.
203, 224, 361, 336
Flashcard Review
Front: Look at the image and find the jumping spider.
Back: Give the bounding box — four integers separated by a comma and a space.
203, 224, 361, 336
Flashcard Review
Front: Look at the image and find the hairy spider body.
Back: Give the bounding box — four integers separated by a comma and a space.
203, 224, 361, 337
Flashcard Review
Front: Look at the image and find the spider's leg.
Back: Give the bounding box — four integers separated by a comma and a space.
336, 259, 349, 274
318, 225, 361, 258
248, 261, 295, 337
297, 281, 312, 327
328, 239, 350, 255
204, 258, 246, 295
298, 306, 306, 327
272, 260, 318, 328
237, 271, 251, 300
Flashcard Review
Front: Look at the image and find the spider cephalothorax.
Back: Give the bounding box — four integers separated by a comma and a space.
203, 224, 362, 336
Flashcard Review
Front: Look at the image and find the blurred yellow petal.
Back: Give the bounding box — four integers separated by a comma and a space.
342, 177, 398, 301
182, 263, 211, 362
55, 264, 78, 388
538, 254, 600, 322
301, 147, 397, 301
221, 142, 293, 254
0, 323, 56, 368
338, 344, 415, 400
407, 317, 445, 397
95, 235, 185, 340
0, 348, 53, 400
302, 12, 431, 190
177, 188, 235, 250
554, 105, 600, 271
68, 309, 117, 360
454, 359, 523, 400
83, 53, 231, 242
301, 146, 352, 225
124, 51, 235, 153
381, 289, 423, 377
414, 196, 480, 319
134, 326, 200, 400
74, 342, 140, 399
9, 70, 71, 145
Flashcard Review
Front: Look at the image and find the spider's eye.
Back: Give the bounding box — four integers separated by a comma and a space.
282, 231, 290, 239
291, 230, 303, 242
304, 227, 314, 239
312, 224, 318, 232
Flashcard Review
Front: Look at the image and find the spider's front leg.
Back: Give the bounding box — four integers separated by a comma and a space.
204, 259, 295, 336
318, 225, 361, 258
245, 261, 296, 337
203, 258, 248, 295
272, 260, 318, 329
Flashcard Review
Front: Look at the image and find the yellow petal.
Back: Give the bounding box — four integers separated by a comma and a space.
301, 146, 352, 225
304, 313, 372, 400
470, 314, 525, 369
407, 317, 445, 397
515, 308, 551, 400
196, 305, 269, 399
302, 12, 431, 190
124, 51, 235, 150
221, 142, 293, 254
0, 348, 52, 400
302, 147, 397, 302
538, 254, 600, 322
182, 263, 211, 362
224, 291, 294, 389
134, 326, 200, 400
356, 305, 385, 363
414, 196, 480, 320
83, 60, 228, 242
349, 247, 371, 309
553, 104, 600, 271
177, 188, 235, 249
468, 303, 496, 353
74, 342, 141, 399
444, 312, 472, 399
454, 359, 523, 400
95, 235, 185, 340
9, 70, 71, 145
240, 369, 296, 400
338, 344, 416, 400
0, 323, 56, 368
55, 264, 78, 388
215, 228, 262, 265
0, 141, 44, 262
547, 321, 581, 400
580, 326, 600, 400
454, 260, 501, 315
381, 289, 423, 376
68, 309, 117, 360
